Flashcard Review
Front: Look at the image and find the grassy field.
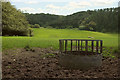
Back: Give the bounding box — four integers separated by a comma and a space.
2, 28, 118, 50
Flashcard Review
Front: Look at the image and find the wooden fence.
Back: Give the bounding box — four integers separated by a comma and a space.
59, 39, 103, 53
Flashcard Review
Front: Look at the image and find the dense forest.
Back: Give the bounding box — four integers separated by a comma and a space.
25, 7, 119, 33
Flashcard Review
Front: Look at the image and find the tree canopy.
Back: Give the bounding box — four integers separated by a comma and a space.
25, 7, 118, 33
2, 1, 30, 36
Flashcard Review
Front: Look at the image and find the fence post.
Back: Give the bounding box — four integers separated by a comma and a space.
78, 40, 80, 51
65, 40, 67, 52
96, 41, 99, 53
91, 40, 94, 52
100, 40, 103, 53
81, 40, 83, 51
71, 40, 72, 52
85, 40, 88, 52
76, 40, 77, 51
59, 40, 64, 52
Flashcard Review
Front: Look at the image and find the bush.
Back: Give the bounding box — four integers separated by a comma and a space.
33, 24, 40, 28
46, 26, 53, 29
29, 24, 41, 28
66, 25, 73, 29
102, 48, 116, 58
79, 26, 87, 30
28, 29, 33, 37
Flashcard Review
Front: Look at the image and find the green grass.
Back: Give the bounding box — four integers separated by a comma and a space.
2, 28, 118, 50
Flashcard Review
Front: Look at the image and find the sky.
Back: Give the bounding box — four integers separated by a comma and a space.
8, 0, 119, 15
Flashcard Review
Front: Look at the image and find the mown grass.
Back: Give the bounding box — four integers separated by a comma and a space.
2, 28, 118, 51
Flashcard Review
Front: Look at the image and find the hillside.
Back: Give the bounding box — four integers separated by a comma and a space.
25, 7, 119, 33
24, 13, 65, 27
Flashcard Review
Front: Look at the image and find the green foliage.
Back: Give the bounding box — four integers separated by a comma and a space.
87, 21, 96, 31
2, 2, 29, 36
102, 47, 118, 58
24, 45, 31, 51
24, 13, 64, 27
46, 26, 53, 29
31, 24, 40, 28
25, 7, 118, 33
28, 28, 34, 37
79, 26, 87, 30
24, 45, 35, 52
83, 8, 118, 33
66, 25, 73, 29
41, 53, 56, 58
112, 47, 120, 57
113, 48, 119, 53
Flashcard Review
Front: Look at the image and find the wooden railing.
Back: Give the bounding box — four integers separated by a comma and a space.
59, 39, 103, 54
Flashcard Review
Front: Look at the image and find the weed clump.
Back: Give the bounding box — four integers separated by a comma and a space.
41, 53, 56, 59
24, 45, 35, 52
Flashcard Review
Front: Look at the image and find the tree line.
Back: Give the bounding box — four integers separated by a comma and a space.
25, 7, 119, 33
2, 1, 119, 36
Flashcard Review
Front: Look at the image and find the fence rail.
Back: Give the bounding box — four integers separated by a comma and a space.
59, 39, 103, 54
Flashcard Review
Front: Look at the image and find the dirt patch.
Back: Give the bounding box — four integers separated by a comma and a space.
2, 48, 120, 78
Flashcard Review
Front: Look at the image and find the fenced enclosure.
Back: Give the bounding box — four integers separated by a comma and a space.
59, 39, 103, 54
59, 39, 103, 69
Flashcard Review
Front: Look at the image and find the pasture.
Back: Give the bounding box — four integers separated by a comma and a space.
2, 28, 118, 50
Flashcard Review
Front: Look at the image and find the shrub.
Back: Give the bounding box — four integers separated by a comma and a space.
46, 26, 53, 29
33, 24, 40, 28
79, 26, 87, 30
28, 29, 34, 37
66, 25, 73, 29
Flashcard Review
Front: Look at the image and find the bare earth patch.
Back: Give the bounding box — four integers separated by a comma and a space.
2, 48, 120, 78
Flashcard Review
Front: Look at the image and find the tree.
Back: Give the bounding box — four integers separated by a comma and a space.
87, 21, 96, 31
2, 1, 29, 36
